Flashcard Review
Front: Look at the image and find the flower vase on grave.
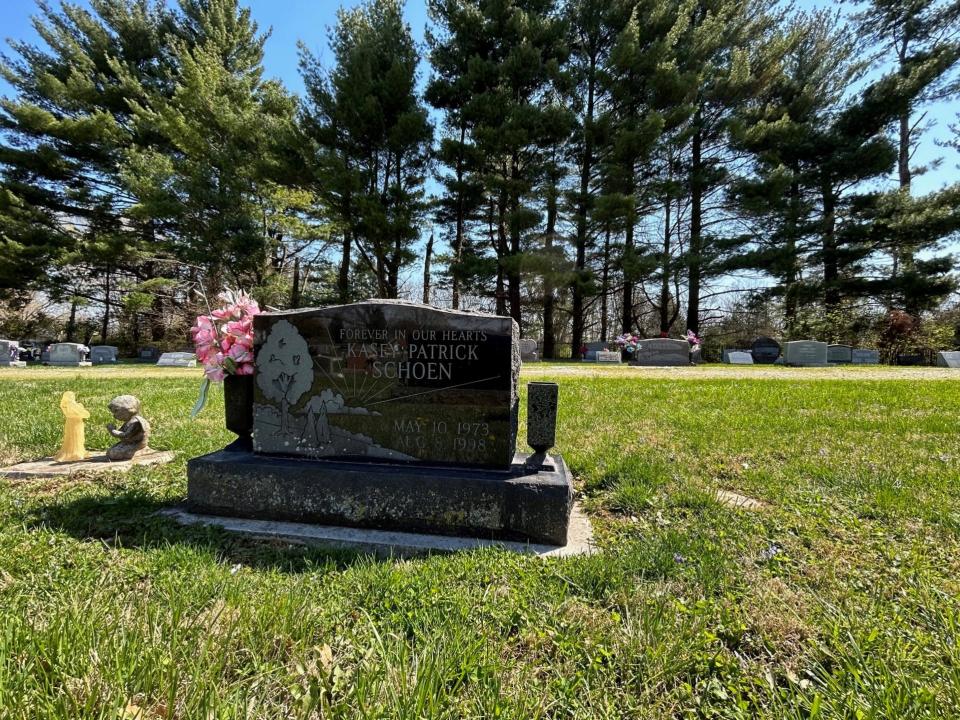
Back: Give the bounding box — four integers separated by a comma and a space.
224, 374, 254, 450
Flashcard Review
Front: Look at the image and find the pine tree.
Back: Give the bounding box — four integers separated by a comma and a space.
0, 0, 178, 333
427, 0, 568, 328
301, 0, 432, 300
122, 0, 316, 295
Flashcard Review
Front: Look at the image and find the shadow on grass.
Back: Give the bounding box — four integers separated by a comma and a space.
25, 488, 382, 573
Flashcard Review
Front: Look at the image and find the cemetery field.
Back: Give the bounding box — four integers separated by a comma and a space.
0, 368, 958, 718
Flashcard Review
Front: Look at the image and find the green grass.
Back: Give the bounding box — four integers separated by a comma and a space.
0, 366, 958, 718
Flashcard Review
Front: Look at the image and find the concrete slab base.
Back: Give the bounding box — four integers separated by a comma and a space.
159, 503, 595, 558
1, 450, 176, 479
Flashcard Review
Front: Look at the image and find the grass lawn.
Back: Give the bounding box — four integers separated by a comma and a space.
0, 364, 958, 718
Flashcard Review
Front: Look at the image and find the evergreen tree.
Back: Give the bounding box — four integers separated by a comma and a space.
301, 0, 432, 300
0, 0, 177, 335
123, 0, 316, 294
428, 0, 568, 328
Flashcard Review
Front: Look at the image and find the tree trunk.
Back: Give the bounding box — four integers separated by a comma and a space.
600, 225, 611, 342
452, 124, 467, 310
660, 197, 672, 334
507, 155, 522, 328
542, 167, 559, 359
491, 198, 507, 316
685, 114, 703, 334
784, 174, 801, 333
66, 298, 78, 342
571, 56, 597, 360
290, 257, 301, 309
338, 224, 351, 303
100, 266, 111, 344
423, 232, 434, 305
621, 185, 635, 334
821, 183, 840, 311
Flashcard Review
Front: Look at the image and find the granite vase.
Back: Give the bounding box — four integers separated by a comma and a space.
224, 374, 254, 449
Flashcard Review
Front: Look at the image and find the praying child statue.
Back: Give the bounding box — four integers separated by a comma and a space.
54, 391, 90, 462
105, 395, 152, 461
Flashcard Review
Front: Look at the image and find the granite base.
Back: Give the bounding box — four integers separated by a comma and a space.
187, 449, 573, 545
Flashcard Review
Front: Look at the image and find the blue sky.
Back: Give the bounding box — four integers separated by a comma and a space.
1, 0, 958, 194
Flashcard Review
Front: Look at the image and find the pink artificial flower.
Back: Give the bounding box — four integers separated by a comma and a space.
204, 366, 226, 382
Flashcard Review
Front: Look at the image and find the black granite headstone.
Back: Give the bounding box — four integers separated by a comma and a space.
751, 337, 781, 364
251, 301, 519, 469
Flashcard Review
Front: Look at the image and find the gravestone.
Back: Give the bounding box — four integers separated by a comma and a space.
596, 350, 621, 363
782, 340, 828, 367
156, 352, 197, 368
827, 344, 853, 364
519, 338, 540, 363
47, 343, 91, 367
751, 337, 781, 364
851, 348, 880, 365
722, 348, 751, 363
725, 350, 754, 365
583, 341, 607, 362
138, 347, 160, 362
0, 340, 26, 368
187, 300, 573, 545
896, 353, 925, 366
936, 351, 960, 368
90, 345, 119, 364
629, 338, 690, 367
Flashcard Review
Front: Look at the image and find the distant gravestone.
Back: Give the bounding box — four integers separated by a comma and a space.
596, 350, 621, 363
157, 352, 197, 368
139, 347, 160, 362
48, 343, 91, 367
782, 340, 828, 367
725, 351, 754, 365
751, 337, 781, 364
629, 338, 690, 367
851, 349, 880, 365
519, 338, 540, 363
936, 351, 960, 368
722, 348, 751, 363
90, 345, 119, 364
0, 339, 26, 368
583, 341, 607, 362
827, 344, 853, 364
896, 353, 925, 366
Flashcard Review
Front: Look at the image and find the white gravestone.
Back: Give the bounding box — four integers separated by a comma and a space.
782, 340, 828, 367
0, 340, 26, 368
596, 350, 621, 363
90, 345, 119, 364
519, 338, 539, 363
936, 351, 960, 369
725, 351, 754, 365
722, 349, 751, 363
629, 338, 690, 367
851, 349, 880, 365
48, 342, 91, 367
157, 352, 197, 368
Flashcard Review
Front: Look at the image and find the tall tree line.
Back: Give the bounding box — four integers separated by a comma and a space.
1, 0, 959, 353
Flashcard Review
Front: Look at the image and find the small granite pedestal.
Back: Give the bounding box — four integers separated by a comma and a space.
187, 450, 572, 545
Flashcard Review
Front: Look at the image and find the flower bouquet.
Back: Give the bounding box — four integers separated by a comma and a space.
615, 332, 641, 355
190, 290, 260, 418
685, 329, 702, 352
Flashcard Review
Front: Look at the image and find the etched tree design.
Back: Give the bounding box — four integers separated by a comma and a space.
256, 320, 313, 435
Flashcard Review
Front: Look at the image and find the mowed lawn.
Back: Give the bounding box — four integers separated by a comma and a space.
0, 365, 958, 719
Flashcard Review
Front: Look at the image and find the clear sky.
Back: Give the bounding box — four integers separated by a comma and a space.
1, 0, 958, 194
